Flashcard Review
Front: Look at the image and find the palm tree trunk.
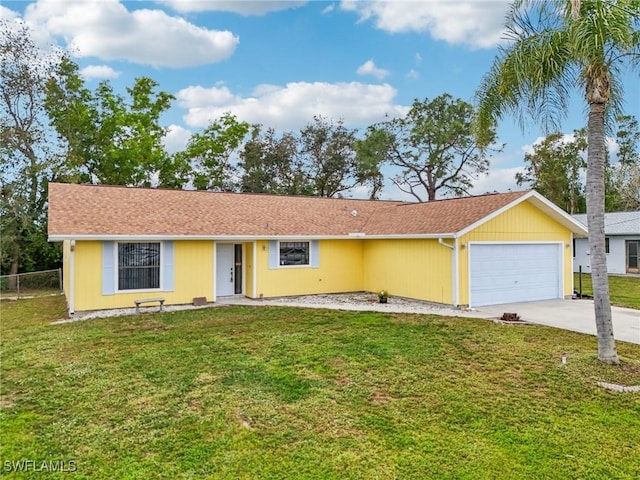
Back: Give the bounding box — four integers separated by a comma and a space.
586, 102, 619, 364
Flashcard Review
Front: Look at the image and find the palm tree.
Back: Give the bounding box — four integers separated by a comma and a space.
476, 0, 640, 364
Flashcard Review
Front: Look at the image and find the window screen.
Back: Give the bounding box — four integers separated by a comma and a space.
279, 242, 309, 266
118, 242, 161, 290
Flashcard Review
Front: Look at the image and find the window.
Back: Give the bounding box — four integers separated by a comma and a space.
605, 237, 610, 254
279, 242, 309, 266
118, 242, 161, 290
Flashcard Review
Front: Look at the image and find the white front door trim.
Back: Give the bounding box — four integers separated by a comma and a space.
215, 243, 236, 298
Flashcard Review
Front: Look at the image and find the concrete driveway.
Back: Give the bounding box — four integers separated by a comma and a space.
474, 299, 640, 345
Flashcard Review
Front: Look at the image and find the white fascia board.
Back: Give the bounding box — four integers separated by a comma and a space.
48, 233, 457, 242
456, 191, 589, 238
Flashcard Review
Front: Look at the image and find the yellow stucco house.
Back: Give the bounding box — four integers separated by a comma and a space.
48, 183, 588, 315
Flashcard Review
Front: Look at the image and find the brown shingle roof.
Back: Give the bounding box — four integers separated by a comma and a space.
363, 191, 530, 235
47, 183, 530, 238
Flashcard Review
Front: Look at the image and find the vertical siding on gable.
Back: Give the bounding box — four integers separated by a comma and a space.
457, 201, 573, 305
74, 240, 214, 311
363, 239, 453, 305
255, 239, 364, 298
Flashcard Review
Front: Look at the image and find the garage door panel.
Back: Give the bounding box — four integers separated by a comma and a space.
470, 244, 561, 307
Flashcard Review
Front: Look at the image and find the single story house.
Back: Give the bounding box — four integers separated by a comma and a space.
572, 211, 640, 275
47, 183, 588, 314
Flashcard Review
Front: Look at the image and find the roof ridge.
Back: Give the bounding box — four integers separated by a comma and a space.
50, 182, 411, 204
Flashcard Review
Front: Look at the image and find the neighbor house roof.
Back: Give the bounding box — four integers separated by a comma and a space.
572, 212, 640, 235
47, 183, 587, 240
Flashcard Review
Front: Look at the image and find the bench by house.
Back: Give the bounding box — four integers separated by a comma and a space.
134, 297, 165, 314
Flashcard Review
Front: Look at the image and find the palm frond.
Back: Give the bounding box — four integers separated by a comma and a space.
476, 0, 640, 139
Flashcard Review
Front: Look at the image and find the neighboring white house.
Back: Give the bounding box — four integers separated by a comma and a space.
572, 211, 640, 275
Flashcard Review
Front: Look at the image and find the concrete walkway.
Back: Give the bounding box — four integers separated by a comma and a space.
475, 299, 640, 345
218, 295, 640, 346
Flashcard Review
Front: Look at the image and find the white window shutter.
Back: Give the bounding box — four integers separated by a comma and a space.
269, 241, 278, 269
162, 241, 174, 291
102, 241, 115, 295
310, 240, 319, 268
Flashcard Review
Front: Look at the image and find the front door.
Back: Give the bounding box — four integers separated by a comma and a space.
216, 244, 235, 297
627, 240, 640, 274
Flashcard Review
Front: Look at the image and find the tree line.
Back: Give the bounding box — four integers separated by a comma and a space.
0, 21, 502, 276
516, 116, 640, 214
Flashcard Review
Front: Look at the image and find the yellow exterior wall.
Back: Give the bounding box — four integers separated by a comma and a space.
244, 242, 254, 298
457, 201, 573, 305
65, 200, 574, 311
74, 240, 214, 311
363, 239, 453, 304
254, 240, 364, 298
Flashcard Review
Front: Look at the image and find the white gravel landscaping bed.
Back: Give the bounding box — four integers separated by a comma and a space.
261, 292, 474, 317
52, 292, 476, 324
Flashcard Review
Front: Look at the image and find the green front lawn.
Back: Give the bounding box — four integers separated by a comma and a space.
2, 296, 640, 479
574, 273, 640, 309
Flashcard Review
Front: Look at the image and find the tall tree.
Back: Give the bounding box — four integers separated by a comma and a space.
239, 117, 381, 198
298, 116, 361, 198
239, 125, 308, 195
94, 78, 176, 187
176, 112, 249, 191
516, 129, 587, 213
353, 127, 390, 200
370, 94, 500, 202
608, 114, 640, 210
45, 60, 181, 187
476, 0, 640, 364
44, 56, 97, 184
0, 21, 63, 276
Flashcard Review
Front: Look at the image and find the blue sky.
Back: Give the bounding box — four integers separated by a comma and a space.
2, 0, 638, 200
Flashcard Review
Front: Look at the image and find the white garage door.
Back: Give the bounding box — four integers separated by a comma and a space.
469, 243, 562, 307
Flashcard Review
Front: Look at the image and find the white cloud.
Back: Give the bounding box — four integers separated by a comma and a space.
522, 132, 621, 162
0, 5, 19, 20
80, 65, 120, 80
176, 81, 408, 131
356, 60, 390, 80
343, 184, 373, 200
163, 124, 192, 154
469, 167, 524, 195
159, 0, 307, 15
406, 69, 419, 79
606, 136, 620, 159
521, 131, 599, 157
340, 0, 509, 49
322, 3, 336, 15
23, 0, 239, 68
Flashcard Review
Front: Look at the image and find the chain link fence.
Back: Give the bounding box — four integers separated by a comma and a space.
0, 268, 63, 299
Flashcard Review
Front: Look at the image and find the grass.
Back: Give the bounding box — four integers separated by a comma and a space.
0, 289, 63, 301
1, 296, 640, 479
574, 273, 640, 309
